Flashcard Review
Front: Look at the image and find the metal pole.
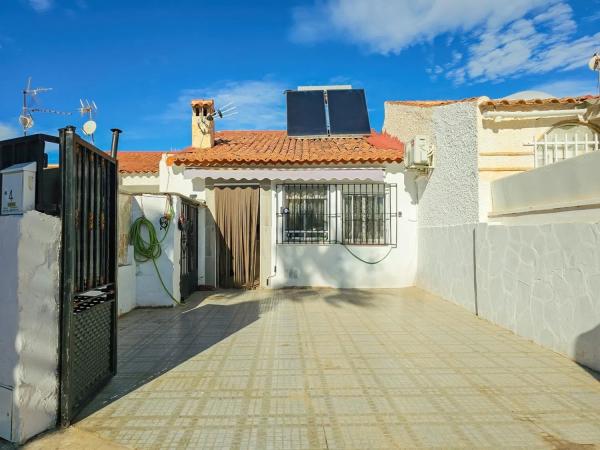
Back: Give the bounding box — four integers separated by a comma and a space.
110, 128, 122, 159
59, 125, 76, 426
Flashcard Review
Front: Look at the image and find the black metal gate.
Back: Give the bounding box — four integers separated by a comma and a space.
59, 126, 118, 425
180, 200, 198, 300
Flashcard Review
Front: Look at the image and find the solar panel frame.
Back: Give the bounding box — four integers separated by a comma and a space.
286, 90, 328, 137
327, 89, 371, 136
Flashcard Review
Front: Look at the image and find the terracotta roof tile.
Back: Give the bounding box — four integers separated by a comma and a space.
387, 95, 599, 109
170, 130, 404, 167
118, 151, 163, 174
480, 95, 598, 107
386, 97, 482, 107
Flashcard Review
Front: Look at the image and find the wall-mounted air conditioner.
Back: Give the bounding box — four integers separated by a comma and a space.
405, 135, 434, 170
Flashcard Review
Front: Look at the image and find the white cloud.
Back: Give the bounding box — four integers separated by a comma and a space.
448, 2, 600, 83
0, 122, 19, 140
29, 0, 53, 12
291, 0, 600, 83
159, 80, 286, 130
291, 0, 548, 52
531, 79, 597, 98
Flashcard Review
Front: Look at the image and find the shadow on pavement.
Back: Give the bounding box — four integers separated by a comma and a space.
74, 292, 268, 422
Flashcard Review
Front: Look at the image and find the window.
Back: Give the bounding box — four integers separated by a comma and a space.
276, 183, 397, 245
535, 123, 599, 167
342, 184, 386, 245
282, 185, 330, 243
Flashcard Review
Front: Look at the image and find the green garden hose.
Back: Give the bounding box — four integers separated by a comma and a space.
129, 198, 180, 305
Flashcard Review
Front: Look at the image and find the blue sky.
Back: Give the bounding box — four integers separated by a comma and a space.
1, 0, 599, 161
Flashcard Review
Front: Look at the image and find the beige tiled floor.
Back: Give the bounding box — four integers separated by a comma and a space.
46, 288, 600, 448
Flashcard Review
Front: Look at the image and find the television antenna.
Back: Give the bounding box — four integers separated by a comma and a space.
78, 99, 98, 142
209, 102, 238, 120
589, 53, 600, 97
196, 102, 238, 136
19, 77, 72, 135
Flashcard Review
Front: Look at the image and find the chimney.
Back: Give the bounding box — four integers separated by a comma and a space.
191, 99, 215, 148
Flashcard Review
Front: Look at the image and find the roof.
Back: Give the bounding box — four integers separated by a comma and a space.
118, 151, 163, 174
480, 95, 598, 108
387, 95, 599, 109
386, 97, 481, 107
169, 130, 404, 167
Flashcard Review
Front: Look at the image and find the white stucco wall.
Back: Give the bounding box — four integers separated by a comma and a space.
120, 173, 160, 193
476, 222, 600, 372
159, 160, 419, 289
415, 224, 476, 313
269, 168, 418, 289
0, 211, 61, 444
132, 195, 181, 306
420, 102, 480, 226
385, 101, 480, 304
383, 102, 434, 144
117, 251, 136, 316
383, 100, 480, 226
160, 158, 201, 198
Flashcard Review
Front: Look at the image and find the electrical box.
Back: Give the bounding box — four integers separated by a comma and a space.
1, 162, 36, 215
405, 135, 434, 169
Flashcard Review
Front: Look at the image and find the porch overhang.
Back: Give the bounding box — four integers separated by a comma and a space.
182, 167, 385, 182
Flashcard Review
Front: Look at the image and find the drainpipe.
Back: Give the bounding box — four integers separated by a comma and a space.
110, 128, 122, 158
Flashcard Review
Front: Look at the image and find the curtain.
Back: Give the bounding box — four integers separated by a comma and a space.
215, 186, 260, 289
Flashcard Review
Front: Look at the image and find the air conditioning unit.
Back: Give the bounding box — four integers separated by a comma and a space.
405, 135, 434, 169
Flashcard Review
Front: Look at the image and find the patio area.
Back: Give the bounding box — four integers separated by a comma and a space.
32, 288, 600, 448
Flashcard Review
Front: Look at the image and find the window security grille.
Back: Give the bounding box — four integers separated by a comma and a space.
275, 183, 397, 245
530, 125, 600, 167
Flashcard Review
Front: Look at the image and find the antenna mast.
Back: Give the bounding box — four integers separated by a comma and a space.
589, 52, 600, 97
19, 77, 72, 135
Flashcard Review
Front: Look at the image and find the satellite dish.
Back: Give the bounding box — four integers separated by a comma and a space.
19, 114, 34, 129
589, 53, 600, 71
82, 120, 97, 136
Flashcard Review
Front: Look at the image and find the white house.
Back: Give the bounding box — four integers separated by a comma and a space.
142, 93, 418, 296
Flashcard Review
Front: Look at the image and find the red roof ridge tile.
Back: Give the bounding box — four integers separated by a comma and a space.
480, 95, 598, 108
386, 97, 482, 107
387, 95, 599, 109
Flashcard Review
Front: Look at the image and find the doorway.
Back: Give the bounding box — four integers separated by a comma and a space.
215, 185, 260, 289
180, 200, 199, 300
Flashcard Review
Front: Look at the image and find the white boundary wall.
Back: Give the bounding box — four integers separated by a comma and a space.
0, 211, 61, 444
476, 222, 600, 371
416, 224, 476, 313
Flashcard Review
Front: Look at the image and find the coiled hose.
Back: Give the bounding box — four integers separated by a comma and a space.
129, 203, 180, 304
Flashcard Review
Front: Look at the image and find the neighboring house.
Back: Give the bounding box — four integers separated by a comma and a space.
383, 93, 600, 307
383, 93, 600, 223
118, 151, 162, 193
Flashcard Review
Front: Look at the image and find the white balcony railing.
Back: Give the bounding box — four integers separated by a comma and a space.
530, 132, 600, 167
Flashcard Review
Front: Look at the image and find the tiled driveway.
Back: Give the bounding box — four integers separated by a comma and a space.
58, 288, 600, 448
